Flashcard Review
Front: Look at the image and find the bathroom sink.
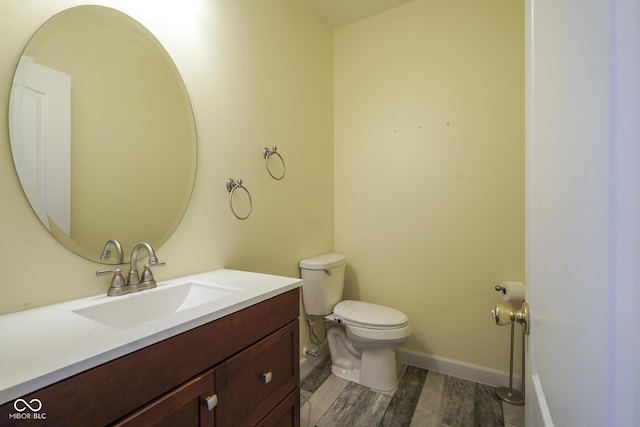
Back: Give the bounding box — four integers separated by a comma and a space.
73, 282, 240, 330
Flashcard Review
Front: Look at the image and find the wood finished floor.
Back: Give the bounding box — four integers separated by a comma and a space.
300, 357, 525, 427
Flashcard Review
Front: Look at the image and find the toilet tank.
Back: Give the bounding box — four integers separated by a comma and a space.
299, 253, 346, 316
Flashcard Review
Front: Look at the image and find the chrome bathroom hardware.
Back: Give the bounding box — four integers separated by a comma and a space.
128, 242, 165, 290
96, 268, 128, 296
205, 394, 218, 411
263, 146, 286, 180
262, 371, 273, 384
491, 301, 529, 406
97, 241, 165, 296
305, 314, 327, 345
226, 178, 253, 220
492, 302, 529, 334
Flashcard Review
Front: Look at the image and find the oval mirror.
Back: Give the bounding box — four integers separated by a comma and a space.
8, 6, 197, 264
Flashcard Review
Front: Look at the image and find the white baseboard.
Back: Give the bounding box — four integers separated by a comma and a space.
528, 373, 554, 426
396, 348, 523, 390
299, 343, 329, 380
299, 345, 522, 390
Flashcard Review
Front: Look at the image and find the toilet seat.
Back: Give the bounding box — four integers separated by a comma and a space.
329, 300, 409, 329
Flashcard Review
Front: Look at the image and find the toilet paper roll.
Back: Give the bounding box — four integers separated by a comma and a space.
497, 281, 525, 304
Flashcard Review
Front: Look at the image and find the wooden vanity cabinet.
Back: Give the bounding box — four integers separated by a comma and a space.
0, 288, 300, 427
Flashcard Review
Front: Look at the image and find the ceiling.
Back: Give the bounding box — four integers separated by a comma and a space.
308, 0, 417, 28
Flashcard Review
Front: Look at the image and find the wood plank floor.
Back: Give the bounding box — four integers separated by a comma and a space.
300, 357, 525, 427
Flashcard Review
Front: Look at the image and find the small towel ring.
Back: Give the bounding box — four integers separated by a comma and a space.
263, 146, 286, 180
225, 178, 252, 220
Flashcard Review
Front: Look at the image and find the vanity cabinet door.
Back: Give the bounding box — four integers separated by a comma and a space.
215, 320, 299, 426
112, 369, 215, 427
256, 389, 300, 427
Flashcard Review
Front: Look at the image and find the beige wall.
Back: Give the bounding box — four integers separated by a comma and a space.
334, 0, 524, 371
0, 0, 334, 363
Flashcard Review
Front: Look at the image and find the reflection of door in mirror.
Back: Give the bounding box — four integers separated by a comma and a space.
9, 6, 197, 264
9, 55, 71, 236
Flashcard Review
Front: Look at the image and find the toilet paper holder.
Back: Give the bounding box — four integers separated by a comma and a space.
491, 302, 530, 334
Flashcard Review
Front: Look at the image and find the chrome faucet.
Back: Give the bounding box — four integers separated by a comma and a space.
127, 242, 165, 290
96, 240, 165, 296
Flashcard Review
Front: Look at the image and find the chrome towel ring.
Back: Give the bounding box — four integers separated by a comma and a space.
225, 178, 252, 220
263, 146, 286, 180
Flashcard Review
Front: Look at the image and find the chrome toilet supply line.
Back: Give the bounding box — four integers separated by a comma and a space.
305, 314, 327, 346
263, 146, 286, 180
226, 178, 253, 220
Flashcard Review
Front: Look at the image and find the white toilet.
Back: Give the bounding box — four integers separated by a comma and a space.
299, 253, 412, 391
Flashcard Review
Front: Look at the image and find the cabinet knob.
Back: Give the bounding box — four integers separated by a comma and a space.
205, 394, 218, 411
262, 371, 273, 384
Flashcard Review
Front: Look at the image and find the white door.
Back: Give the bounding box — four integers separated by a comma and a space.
9, 55, 71, 236
526, 1, 640, 426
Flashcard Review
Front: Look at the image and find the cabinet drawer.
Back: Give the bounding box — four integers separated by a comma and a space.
216, 320, 299, 426
112, 369, 215, 427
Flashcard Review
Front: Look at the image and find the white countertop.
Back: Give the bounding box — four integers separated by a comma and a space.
0, 269, 302, 405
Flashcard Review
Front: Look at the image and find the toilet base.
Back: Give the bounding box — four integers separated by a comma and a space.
330, 350, 400, 391
331, 364, 361, 385
327, 325, 401, 392
359, 346, 399, 391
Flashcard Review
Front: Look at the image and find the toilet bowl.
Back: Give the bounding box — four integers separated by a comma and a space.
325, 300, 411, 390
299, 254, 412, 391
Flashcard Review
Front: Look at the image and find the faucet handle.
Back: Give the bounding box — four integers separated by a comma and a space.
96, 268, 127, 295
96, 267, 124, 280
140, 262, 164, 289
143, 261, 165, 275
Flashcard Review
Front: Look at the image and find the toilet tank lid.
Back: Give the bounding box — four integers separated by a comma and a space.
334, 300, 408, 328
299, 253, 346, 269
